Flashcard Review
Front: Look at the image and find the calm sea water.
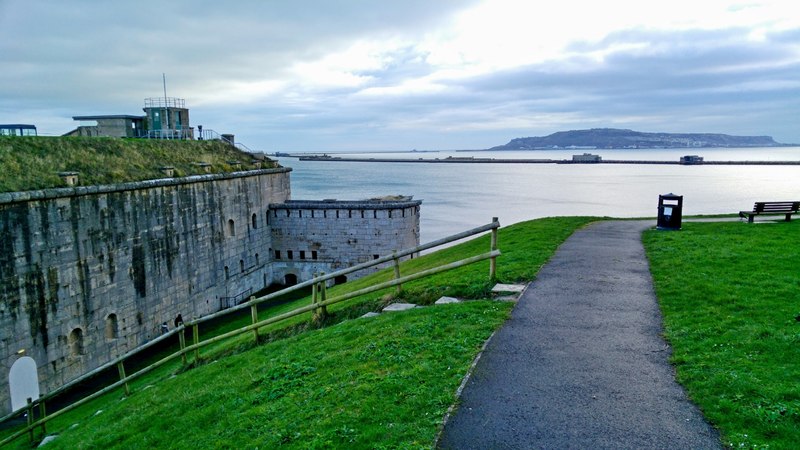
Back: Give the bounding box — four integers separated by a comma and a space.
276, 148, 800, 243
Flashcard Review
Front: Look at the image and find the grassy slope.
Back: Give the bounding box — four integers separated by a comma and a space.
2, 216, 597, 449
644, 221, 800, 449
0, 136, 272, 193
46, 302, 511, 449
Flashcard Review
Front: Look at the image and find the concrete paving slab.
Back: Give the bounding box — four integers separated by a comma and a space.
382, 302, 418, 312
491, 283, 526, 293
38, 435, 58, 447
435, 296, 461, 304
360, 312, 381, 318
438, 220, 720, 449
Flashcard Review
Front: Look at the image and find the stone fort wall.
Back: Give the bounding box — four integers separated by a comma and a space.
0, 169, 291, 414
0, 170, 422, 415
269, 199, 422, 283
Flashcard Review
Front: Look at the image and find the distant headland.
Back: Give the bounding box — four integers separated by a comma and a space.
489, 128, 788, 150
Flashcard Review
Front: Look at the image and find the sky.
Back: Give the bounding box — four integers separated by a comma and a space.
1, 0, 799, 152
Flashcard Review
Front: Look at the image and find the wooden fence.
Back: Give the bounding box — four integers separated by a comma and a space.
0, 218, 500, 446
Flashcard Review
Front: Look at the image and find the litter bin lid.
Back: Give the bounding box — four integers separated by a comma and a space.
659, 193, 683, 199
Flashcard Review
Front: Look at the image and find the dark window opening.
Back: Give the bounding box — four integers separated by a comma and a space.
373, 254, 380, 260
224, 266, 230, 279
228, 219, 235, 236
361, 210, 365, 218
105, 314, 118, 339
300, 250, 306, 260
255, 253, 260, 265
334, 275, 348, 285
287, 250, 294, 260
69, 328, 84, 356
252, 213, 257, 229
239, 259, 244, 272
275, 250, 281, 260
312, 250, 318, 260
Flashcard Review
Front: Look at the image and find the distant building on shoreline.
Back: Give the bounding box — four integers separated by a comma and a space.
572, 153, 602, 163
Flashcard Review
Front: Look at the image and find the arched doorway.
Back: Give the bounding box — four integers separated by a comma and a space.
284, 273, 298, 286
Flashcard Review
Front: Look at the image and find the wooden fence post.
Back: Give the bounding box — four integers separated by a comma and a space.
26, 398, 33, 443
178, 328, 187, 365
393, 251, 402, 294
38, 400, 46, 435
320, 276, 328, 317
311, 272, 318, 309
250, 297, 259, 344
490, 217, 498, 280
117, 361, 130, 396
192, 324, 200, 361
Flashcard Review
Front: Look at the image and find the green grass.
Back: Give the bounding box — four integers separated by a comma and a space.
644, 221, 800, 449
36, 302, 512, 449
0, 216, 596, 448
0, 136, 275, 193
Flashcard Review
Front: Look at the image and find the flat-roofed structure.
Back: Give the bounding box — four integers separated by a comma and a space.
0, 124, 37, 136
142, 97, 191, 139
66, 115, 145, 138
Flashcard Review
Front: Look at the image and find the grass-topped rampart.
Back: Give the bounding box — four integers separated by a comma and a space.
0, 136, 276, 193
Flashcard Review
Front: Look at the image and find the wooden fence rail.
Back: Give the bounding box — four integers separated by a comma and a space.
0, 218, 500, 446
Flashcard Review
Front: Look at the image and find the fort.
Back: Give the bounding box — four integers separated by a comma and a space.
0, 165, 421, 415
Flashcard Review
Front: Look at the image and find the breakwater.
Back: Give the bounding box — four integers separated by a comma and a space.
296, 156, 800, 165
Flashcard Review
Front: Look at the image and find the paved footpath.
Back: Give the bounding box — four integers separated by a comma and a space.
438, 220, 721, 449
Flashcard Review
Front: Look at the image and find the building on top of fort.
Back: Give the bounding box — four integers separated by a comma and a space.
0, 124, 37, 137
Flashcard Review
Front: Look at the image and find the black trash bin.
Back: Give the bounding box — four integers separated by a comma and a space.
657, 193, 683, 230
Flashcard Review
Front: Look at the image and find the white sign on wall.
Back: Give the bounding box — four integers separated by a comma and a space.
9, 356, 40, 412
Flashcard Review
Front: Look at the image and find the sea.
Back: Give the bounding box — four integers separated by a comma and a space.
275, 147, 800, 244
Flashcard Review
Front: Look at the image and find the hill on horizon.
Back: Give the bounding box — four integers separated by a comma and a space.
489, 128, 785, 150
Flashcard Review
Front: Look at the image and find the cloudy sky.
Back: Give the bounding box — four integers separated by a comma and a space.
2, 0, 798, 151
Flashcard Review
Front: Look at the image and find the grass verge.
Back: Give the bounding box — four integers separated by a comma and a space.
644, 220, 800, 449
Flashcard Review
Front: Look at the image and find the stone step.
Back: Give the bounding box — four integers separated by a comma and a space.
491, 283, 526, 293
435, 296, 461, 305
382, 302, 419, 312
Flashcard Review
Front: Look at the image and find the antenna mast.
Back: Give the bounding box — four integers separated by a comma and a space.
162, 73, 169, 130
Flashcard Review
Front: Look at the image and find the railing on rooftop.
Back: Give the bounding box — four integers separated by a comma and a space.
139, 129, 193, 140
143, 97, 186, 109
0, 218, 501, 446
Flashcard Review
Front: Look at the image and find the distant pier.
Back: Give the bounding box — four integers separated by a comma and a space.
295, 155, 800, 166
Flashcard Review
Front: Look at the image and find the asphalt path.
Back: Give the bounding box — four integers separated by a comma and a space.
438, 220, 721, 449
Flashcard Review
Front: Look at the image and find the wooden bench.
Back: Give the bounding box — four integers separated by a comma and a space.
739, 201, 800, 223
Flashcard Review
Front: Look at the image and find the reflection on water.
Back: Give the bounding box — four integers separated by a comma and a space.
277, 148, 800, 242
